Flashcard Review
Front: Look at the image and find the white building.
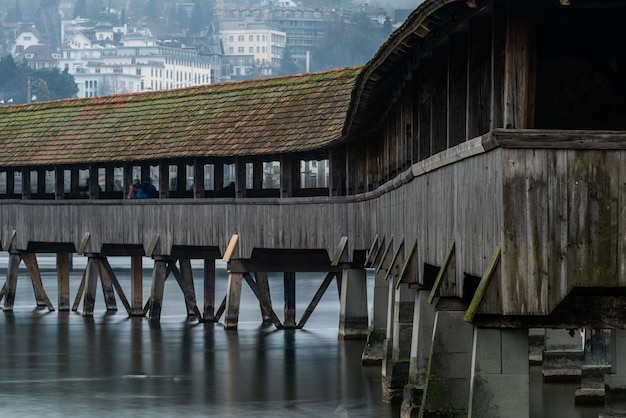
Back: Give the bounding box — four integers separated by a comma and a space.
220, 19, 286, 77
11, 26, 45, 56
59, 19, 220, 98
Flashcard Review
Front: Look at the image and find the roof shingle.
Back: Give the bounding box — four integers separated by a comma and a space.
0, 67, 361, 167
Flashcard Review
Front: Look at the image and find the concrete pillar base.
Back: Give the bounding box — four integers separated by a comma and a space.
400, 383, 423, 418
361, 327, 385, 366
420, 310, 473, 417
469, 328, 529, 418
382, 338, 410, 402
576, 365, 610, 404
338, 268, 368, 340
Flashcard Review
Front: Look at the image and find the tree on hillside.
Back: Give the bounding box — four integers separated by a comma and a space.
0, 55, 78, 104
34, 0, 62, 49
279, 46, 301, 75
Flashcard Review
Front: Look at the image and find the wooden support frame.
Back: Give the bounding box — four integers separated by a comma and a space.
465, 245, 501, 322
21, 252, 55, 311
384, 239, 405, 283
203, 258, 216, 321
297, 272, 337, 328
375, 236, 394, 275
167, 259, 202, 318
427, 240, 456, 304
243, 272, 282, 328
100, 257, 132, 315
395, 237, 419, 288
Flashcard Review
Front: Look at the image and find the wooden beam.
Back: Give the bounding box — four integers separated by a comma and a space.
82, 257, 100, 316
2, 252, 21, 311
503, 0, 537, 129
22, 252, 55, 311
148, 259, 168, 324
243, 272, 282, 328
203, 258, 216, 321
71, 270, 86, 312
465, 245, 501, 322
297, 272, 336, 328
427, 240, 456, 304
130, 254, 143, 316
284, 272, 296, 328
100, 257, 132, 315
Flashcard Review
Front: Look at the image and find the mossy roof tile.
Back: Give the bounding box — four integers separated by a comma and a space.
0, 67, 361, 167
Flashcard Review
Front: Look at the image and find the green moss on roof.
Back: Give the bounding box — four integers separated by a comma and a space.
0, 67, 361, 167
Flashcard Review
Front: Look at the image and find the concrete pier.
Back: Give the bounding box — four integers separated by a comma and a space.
468, 328, 529, 418
338, 268, 369, 339
400, 288, 436, 418
542, 329, 584, 382
419, 306, 473, 417
382, 282, 414, 402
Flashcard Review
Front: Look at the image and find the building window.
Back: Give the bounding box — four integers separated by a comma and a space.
249, 47, 254, 53
249, 35, 254, 42
229, 35, 234, 42
238, 35, 244, 42
24, 36, 31, 41
229, 47, 234, 54
136, 68, 141, 76
238, 47, 244, 53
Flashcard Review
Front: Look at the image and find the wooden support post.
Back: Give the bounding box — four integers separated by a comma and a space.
214, 161, 224, 193
214, 294, 227, 321
280, 155, 297, 198
70, 167, 79, 198
284, 272, 296, 328
123, 163, 133, 198
21, 168, 31, 199
235, 157, 247, 198
37, 169, 45, 195
298, 272, 336, 328
159, 163, 169, 198
6, 168, 15, 195
22, 252, 55, 311
96, 257, 117, 312
140, 165, 150, 184
55, 166, 65, 200
148, 258, 168, 324
130, 254, 143, 315
448, 32, 468, 146
224, 272, 243, 330
177, 258, 202, 318
252, 160, 263, 194
21, 253, 46, 307
82, 256, 100, 316
256, 272, 273, 324
193, 158, 204, 198
467, 16, 493, 138
2, 252, 22, 311
329, 146, 346, 196
204, 258, 216, 321
88, 165, 99, 199
105, 165, 115, 193
72, 270, 86, 311
243, 273, 282, 329
100, 257, 132, 315
177, 163, 185, 192
503, 0, 536, 129
57, 253, 70, 311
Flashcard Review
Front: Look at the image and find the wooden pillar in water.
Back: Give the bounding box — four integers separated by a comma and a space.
82, 256, 100, 316
148, 258, 168, 325
2, 252, 22, 311
256, 272, 273, 324
224, 272, 243, 330
130, 254, 143, 316
284, 272, 296, 328
203, 258, 216, 321
99, 257, 118, 312
57, 252, 71, 311
178, 258, 201, 318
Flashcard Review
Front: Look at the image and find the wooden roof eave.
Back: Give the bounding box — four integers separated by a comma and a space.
342, 0, 483, 139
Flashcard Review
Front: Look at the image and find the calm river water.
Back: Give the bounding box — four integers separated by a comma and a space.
0, 255, 606, 417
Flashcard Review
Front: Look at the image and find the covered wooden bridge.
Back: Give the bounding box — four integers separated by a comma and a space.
2, 0, 626, 416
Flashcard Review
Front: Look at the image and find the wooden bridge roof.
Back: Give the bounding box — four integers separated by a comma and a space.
0, 67, 360, 167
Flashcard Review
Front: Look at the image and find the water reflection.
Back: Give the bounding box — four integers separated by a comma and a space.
0, 257, 394, 417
